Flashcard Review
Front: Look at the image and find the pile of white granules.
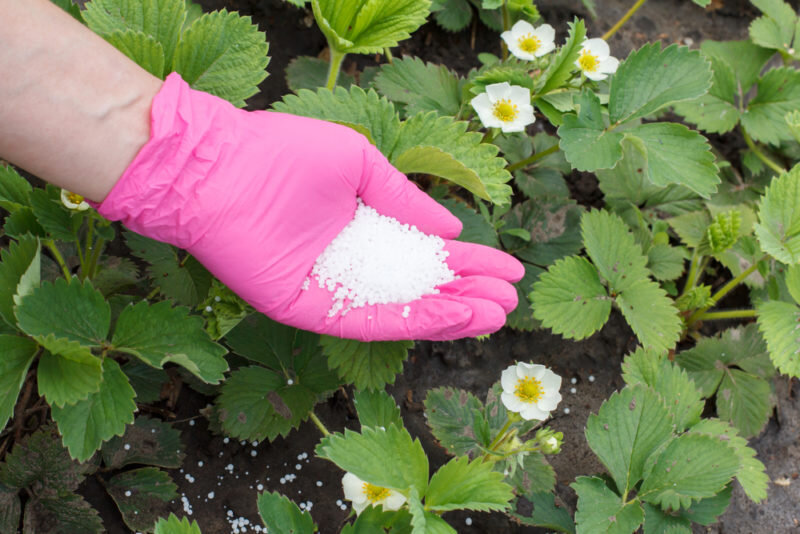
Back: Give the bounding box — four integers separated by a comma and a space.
307, 199, 457, 317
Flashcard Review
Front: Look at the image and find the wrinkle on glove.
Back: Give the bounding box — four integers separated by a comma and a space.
97, 72, 524, 341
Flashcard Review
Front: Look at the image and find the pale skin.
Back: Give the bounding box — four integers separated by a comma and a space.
0, 0, 162, 202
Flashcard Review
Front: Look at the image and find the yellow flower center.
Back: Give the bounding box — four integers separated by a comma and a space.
578, 50, 599, 72
363, 482, 390, 503
492, 99, 519, 123
66, 192, 85, 205
514, 376, 544, 403
517, 33, 541, 54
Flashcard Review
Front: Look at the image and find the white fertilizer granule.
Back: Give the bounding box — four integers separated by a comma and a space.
310, 200, 456, 317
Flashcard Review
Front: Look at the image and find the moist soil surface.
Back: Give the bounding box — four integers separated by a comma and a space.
76, 1, 800, 533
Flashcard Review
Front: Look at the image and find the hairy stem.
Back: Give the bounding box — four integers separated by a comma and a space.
325, 48, 346, 91
45, 239, 71, 279
695, 309, 757, 321
501, 2, 510, 60
383, 47, 394, 64
602, 0, 648, 41
82, 216, 94, 279
506, 144, 560, 173
309, 410, 330, 437
741, 127, 785, 174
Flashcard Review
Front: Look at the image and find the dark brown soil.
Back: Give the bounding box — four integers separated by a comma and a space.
75, 1, 800, 533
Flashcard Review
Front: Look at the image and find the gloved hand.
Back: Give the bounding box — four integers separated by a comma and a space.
96, 73, 524, 341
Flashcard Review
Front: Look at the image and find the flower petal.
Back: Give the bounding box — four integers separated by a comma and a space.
342, 473, 365, 502
584, 70, 608, 81
353, 500, 369, 515
598, 56, 620, 74
471, 93, 503, 129
583, 38, 610, 58
508, 85, 531, 103
382, 491, 407, 511
501, 366, 518, 391
520, 403, 549, 421
501, 391, 526, 412
540, 369, 562, 392
510, 19, 536, 37
537, 391, 562, 411
536, 41, 556, 57
508, 46, 536, 61
517, 362, 545, 380
486, 82, 512, 101
533, 24, 555, 44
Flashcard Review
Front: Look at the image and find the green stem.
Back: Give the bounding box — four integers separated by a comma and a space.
686, 255, 767, 327
602, 0, 648, 41
501, 2, 510, 61
325, 48, 347, 91
482, 128, 498, 144
308, 410, 330, 437
486, 419, 513, 452
82, 217, 94, 279
680, 250, 702, 296
45, 240, 71, 279
741, 127, 785, 174
383, 47, 394, 64
74, 239, 85, 274
506, 144, 559, 173
86, 238, 105, 279
695, 309, 757, 321
145, 286, 160, 301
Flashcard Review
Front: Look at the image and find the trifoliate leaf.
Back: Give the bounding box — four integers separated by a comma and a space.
257, 491, 317, 534
639, 434, 739, 511
311, 0, 431, 55
741, 67, 800, 145
23, 490, 103, 534
0, 164, 33, 212
678, 485, 732, 526
374, 56, 462, 117
558, 90, 624, 172
29, 186, 81, 241
642, 502, 691, 533
121, 361, 168, 404
174, 9, 269, 107
621, 349, 704, 431
3, 208, 45, 240
200, 279, 250, 340
757, 299, 800, 377
596, 140, 701, 217
0, 483, 20, 534
285, 56, 354, 93
0, 424, 95, 491
508, 451, 556, 496
91, 256, 140, 296
530, 255, 611, 340
51, 358, 136, 462
609, 43, 712, 125
748, 0, 798, 54
273, 86, 401, 156
689, 419, 768, 503
354, 389, 403, 430
432, 0, 473, 32
107, 467, 178, 532
754, 164, 800, 263
343, 506, 413, 533
0, 335, 37, 431
585, 386, 675, 496
617, 279, 682, 354
83, 0, 185, 72
102, 416, 185, 469
409, 487, 456, 534
124, 231, 212, 307
647, 243, 686, 281
572, 476, 644, 534
15, 278, 110, 348
500, 198, 583, 266
426, 456, 513, 512
703, 40, 775, 93
316, 426, 429, 494
786, 263, 800, 305
154, 514, 202, 534
424, 386, 487, 457
436, 198, 499, 248
112, 300, 228, 384
505, 263, 543, 331
510, 491, 576, 533
470, 62, 535, 94
392, 111, 512, 205
582, 209, 649, 293
626, 122, 719, 198
105, 29, 166, 78
320, 336, 412, 391
707, 210, 741, 254
717, 369, 773, 438
537, 18, 586, 95
37, 349, 103, 408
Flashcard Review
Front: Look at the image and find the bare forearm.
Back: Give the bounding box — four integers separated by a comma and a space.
0, 0, 162, 202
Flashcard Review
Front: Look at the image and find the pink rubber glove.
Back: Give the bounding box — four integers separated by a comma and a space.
96, 73, 524, 341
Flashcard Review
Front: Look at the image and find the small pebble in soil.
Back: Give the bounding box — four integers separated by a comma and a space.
197, 461, 204, 467
316, 480, 323, 487
123, 443, 131, 450
465, 517, 473, 526
336, 499, 343, 506
215, 296, 221, 302
223, 437, 230, 444
563, 407, 571, 414
207, 491, 215, 499
225, 464, 234, 473
295, 463, 302, 470
570, 387, 577, 394
257, 484, 264, 491
588, 375, 595, 382
205, 305, 213, 312
287, 379, 294, 385
185, 474, 195, 483
189, 419, 195, 426
124, 490, 132, 497
252, 440, 259, 447
570, 377, 577, 384
340, 504, 348, 511
251, 450, 258, 457
181, 494, 193, 515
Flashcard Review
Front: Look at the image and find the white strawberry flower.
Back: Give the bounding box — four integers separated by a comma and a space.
501, 20, 556, 60
501, 362, 562, 420
60, 189, 90, 211
575, 38, 619, 81
470, 82, 535, 133
341, 472, 406, 515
